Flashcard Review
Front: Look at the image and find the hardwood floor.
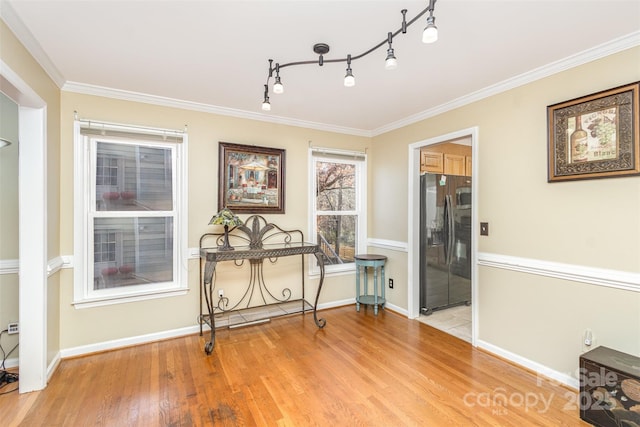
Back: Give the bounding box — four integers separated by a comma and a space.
2, 306, 588, 426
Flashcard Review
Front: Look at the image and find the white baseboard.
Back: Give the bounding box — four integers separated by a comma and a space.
318, 298, 407, 317
59, 302, 351, 359
384, 302, 408, 316
477, 339, 579, 390
47, 352, 61, 382
317, 298, 354, 310
60, 325, 204, 359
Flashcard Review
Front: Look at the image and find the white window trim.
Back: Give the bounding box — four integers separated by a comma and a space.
73, 120, 189, 308
308, 147, 367, 276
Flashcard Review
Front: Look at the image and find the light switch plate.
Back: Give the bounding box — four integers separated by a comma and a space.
480, 222, 489, 236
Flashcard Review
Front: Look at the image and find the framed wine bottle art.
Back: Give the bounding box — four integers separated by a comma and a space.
547, 81, 640, 182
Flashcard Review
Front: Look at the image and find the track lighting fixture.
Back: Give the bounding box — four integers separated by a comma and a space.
261, 0, 438, 110
385, 32, 398, 70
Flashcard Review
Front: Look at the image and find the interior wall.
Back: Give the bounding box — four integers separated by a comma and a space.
0, 91, 20, 359
58, 92, 370, 349
370, 46, 640, 377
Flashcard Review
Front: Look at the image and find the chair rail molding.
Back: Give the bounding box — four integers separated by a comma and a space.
368, 238, 407, 252
0, 259, 19, 275
478, 252, 640, 293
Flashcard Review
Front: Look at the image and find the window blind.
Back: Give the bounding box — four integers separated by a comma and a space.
77, 119, 185, 143
310, 146, 366, 161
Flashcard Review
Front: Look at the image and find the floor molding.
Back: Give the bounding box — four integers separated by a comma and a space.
59, 302, 349, 359
477, 339, 578, 390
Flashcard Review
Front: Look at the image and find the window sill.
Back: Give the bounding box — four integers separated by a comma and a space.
73, 287, 189, 309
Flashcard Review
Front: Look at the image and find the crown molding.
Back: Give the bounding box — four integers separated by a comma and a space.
62, 81, 372, 137
372, 31, 640, 136
0, 1, 65, 88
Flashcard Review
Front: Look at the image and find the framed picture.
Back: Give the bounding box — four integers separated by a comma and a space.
547, 81, 640, 182
218, 142, 285, 214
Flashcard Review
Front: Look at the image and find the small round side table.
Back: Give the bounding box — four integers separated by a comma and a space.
354, 254, 387, 315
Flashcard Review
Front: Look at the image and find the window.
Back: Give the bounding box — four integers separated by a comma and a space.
74, 120, 188, 307
309, 148, 367, 274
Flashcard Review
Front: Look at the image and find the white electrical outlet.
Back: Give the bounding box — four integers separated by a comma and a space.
8, 323, 19, 334
583, 329, 597, 352
218, 289, 224, 298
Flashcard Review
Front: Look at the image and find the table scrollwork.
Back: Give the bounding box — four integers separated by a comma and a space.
198, 215, 326, 354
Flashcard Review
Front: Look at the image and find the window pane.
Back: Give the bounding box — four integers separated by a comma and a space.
93, 217, 173, 290
315, 161, 356, 211
96, 142, 173, 211
316, 215, 356, 265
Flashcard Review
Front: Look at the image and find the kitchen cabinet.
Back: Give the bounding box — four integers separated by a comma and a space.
421, 151, 444, 173
444, 154, 466, 175
421, 142, 472, 176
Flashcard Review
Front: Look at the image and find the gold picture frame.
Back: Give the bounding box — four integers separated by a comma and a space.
547, 81, 640, 182
218, 142, 285, 214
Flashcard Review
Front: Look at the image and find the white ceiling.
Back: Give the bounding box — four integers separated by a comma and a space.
2, 0, 640, 135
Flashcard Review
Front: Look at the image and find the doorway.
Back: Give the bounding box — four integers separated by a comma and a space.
1, 63, 48, 393
407, 127, 478, 346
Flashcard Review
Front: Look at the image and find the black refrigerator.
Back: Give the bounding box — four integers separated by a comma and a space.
419, 173, 472, 314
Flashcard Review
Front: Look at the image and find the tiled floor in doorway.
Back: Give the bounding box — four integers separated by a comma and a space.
417, 304, 471, 343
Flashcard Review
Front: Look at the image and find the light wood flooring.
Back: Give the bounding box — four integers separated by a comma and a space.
2, 305, 588, 426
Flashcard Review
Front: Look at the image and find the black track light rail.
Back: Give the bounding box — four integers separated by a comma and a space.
263, 0, 437, 87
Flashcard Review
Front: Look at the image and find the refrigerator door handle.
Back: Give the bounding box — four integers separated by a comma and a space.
446, 194, 454, 265
449, 194, 455, 264
443, 194, 449, 265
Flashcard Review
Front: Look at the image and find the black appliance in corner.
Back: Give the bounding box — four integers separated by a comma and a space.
419, 173, 472, 315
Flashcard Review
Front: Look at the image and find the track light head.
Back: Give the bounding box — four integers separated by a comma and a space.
385, 49, 397, 70
273, 76, 284, 94
344, 70, 355, 87
385, 32, 397, 70
422, 15, 438, 43
261, 84, 271, 111
273, 63, 284, 94
344, 54, 355, 87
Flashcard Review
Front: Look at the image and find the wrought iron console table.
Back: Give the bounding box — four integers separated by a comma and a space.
198, 215, 326, 354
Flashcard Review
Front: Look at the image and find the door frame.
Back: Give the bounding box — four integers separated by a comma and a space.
407, 127, 479, 346
1, 60, 48, 392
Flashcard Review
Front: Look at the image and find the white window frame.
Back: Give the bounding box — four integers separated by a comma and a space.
308, 148, 367, 276
73, 120, 188, 308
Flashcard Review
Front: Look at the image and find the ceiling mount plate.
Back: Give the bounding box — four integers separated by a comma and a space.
313, 43, 330, 55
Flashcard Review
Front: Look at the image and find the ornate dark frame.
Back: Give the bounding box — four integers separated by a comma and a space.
218, 142, 285, 213
547, 81, 640, 182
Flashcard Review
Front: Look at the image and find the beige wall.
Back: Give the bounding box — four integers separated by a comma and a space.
58, 92, 370, 348
0, 92, 19, 258
371, 46, 640, 376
